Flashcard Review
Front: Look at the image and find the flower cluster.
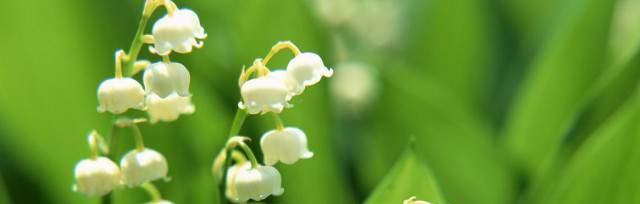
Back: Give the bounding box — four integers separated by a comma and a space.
74, 0, 206, 203
214, 41, 332, 202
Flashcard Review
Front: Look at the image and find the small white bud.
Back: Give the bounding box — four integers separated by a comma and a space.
226, 163, 284, 202
97, 78, 145, 114
239, 76, 290, 114
120, 148, 168, 187
403, 196, 431, 204
146, 93, 195, 123
286, 52, 333, 87
74, 157, 121, 196
267, 70, 304, 100
150, 9, 207, 56
260, 127, 313, 165
144, 62, 191, 98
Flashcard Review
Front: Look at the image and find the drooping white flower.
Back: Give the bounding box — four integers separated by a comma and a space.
403, 196, 431, 204
239, 76, 290, 114
226, 163, 284, 202
143, 62, 191, 97
97, 77, 145, 114
150, 9, 207, 56
74, 157, 121, 196
329, 61, 378, 113
286, 52, 333, 87
267, 70, 304, 100
120, 148, 168, 187
261, 127, 313, 165
146, 93, 195, 123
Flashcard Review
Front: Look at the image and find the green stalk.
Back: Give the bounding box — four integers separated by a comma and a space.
219, 109, 248, 204
123, 0, 158, 77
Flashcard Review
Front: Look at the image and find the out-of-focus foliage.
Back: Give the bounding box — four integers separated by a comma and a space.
0, 0, 639, 203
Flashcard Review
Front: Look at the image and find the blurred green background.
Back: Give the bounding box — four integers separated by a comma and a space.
1, 0, 640, 203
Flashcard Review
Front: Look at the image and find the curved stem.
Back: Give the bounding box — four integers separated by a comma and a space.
262, 41, 302, 66
123, 0, 159, 77
131, 123, 146, 151
271, 113, 285, 131
237, 141, 259, 168
142, 182, 162, 201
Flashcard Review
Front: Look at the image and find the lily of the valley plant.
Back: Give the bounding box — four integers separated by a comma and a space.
71, 0, 334, 203
212, 41, 333, 203
73, 0, 205, 203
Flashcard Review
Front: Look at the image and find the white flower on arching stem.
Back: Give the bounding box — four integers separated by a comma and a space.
146, 93, 195, 123
286, 52, 333, 87
403, 196, 431, 204
261, 127, 313, 165
73, 157, 121, 196
97, 77, 145, 114
143, 62, 191, 97
120, 148, 168, 187
226, 163, 284, 202
239, 76, 290, 114
150, 9, 207, 56
267, 70, 304, 100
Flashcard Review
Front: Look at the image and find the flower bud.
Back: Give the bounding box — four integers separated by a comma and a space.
74, 157, 121, 196
146, 93, 195, 123
239, 76, 290, 114
150, 9, 207, 55
260, 127, 313, 165
120, 148, 168, 187
286, 52, 333, 87
226, 163, 284, 202
267, 70, 304, 100
97, 78, 145, 114
403, 196, 431, 204
143, 62, 191, 98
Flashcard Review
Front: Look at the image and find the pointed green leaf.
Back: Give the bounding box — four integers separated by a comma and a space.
530, 88, 640, 204
502, 0, 616, 177
364, 147, 445, 204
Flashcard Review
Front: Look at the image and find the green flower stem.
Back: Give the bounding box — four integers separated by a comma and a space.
123, 0, 160, 77
271, 113, 285, 131
219, 109, 248, 204
228, 109, 248, 137
131, 123, 146, 151
142, 182, 163, 201
237, 141, 259, 168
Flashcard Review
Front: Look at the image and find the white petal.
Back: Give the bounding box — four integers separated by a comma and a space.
286, 52, 333, 87
120, 148, 168, 187
151, 9, 206, 55
143, 62, 191, 98
74, 157, 121, 196
97, 78, 145, 114
231, 165, 284, 202
146, 93, 194, 123
260, 127, 313, 165
240, 76, 290, 114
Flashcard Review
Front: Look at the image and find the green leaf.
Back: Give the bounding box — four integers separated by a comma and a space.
364, 146, 445, 204
530, 87, 640, 204
502, 0, 616, 177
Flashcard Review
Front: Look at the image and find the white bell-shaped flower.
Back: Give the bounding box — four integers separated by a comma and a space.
226, 163, 284, 202
120, 148, 168, 187
150, 9, 207, 55
267, 70, 304, 100
239, 76, 290, 114
74, 157, 121, 196
146, 93, 195, 123
260, 127, 313, 165
143, 62, 191, 97
97, 78, 145, 114
286, 52, 333, 87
